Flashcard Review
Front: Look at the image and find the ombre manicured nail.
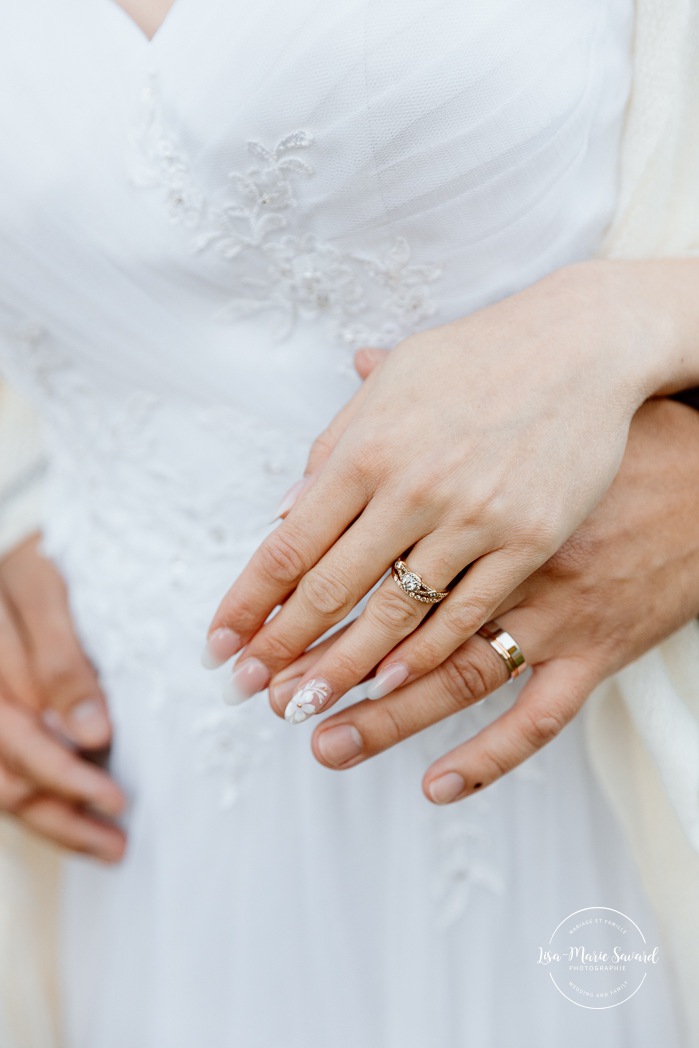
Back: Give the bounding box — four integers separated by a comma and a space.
427, 772, 466, 805
270, 675, 303, 714
93, 836, 126, 863
284, 678, 332, 724
202, 627, 243, 669
269, 476, 312, 523
223, 657, 270, 706
366, 662, 409, 700
316, 724, 363, 766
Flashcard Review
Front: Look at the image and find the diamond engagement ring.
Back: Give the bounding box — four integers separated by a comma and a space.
391, 559, 450, 604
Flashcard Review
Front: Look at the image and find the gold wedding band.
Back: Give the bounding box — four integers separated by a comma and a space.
477, 621, 527, 680
392, 559, 450, 604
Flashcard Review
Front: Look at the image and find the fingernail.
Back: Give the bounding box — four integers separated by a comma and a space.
42, 709, 77, 748
66, 699, 111, 748
269, 476, 311, 524
85, 787, 125, 819
316, 724, 363, 766
93, 837, 126, 863
427, 772, 466, 805
202, 627, 243, 669
284, 678, 333, 725
366, 661, 409, 700
223, 657, 270, 706
270, 675, 303, 714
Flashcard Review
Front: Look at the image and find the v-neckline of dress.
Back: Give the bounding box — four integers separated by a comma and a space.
108, 0, 185, 47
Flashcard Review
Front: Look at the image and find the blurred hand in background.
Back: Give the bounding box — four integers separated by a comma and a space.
0, 535, 125, 862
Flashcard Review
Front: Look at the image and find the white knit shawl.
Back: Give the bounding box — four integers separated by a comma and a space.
586, 0, 699, 1040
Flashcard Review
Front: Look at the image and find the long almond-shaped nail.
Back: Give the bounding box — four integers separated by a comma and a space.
284, 678, 332, 724
269, 476, 312, 524
366, 662, 409, 700
223, 658, 270, 706
202, 627, 243, 669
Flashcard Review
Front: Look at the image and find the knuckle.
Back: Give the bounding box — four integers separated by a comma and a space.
406, 634, 445, 671
438, 653, 494, 708
400, 474, 439, 513
520, 704, 567, 749
509, 510, 560, 560
301, 647, 358, 692
324, 648, 362, 685
457, 476, 503, 527
440, 599, 483, 640
350, 435, 386, 480
368, 586, 422, 634
308, 430, 335, 465
266, 633, 300, 667
299, 567, 355, 620
257, 528, 309, 588
370, 700, 407, 750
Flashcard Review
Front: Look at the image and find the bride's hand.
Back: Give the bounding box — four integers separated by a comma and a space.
266, 397, 699, 799
204, 260, 680, 716
0, 536, 125, 861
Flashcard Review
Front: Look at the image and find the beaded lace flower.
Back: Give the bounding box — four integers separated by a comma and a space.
132, 75, 443, 349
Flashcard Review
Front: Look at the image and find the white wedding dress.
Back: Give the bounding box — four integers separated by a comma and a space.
0, 2, 684, 1045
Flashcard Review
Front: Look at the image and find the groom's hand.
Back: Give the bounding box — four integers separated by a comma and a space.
0, 535, 126, 861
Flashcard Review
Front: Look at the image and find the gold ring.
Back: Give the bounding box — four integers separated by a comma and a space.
391, 559, 450, 604
477, 621, 527, 679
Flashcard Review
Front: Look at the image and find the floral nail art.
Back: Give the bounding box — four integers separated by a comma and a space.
284, 678, 332, 724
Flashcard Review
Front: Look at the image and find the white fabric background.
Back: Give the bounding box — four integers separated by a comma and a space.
0, 0, 696, 1044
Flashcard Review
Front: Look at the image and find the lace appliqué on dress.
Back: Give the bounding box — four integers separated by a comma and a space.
3, 323, 286, 811
130, 74, 444, 349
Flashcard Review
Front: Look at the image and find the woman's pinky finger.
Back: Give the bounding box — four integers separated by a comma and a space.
422, 657, 595, 805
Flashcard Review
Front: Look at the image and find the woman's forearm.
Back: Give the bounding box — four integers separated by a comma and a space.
574, 257, 699, 399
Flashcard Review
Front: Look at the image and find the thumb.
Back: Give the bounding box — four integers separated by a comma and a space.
354, 346, 389, 381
